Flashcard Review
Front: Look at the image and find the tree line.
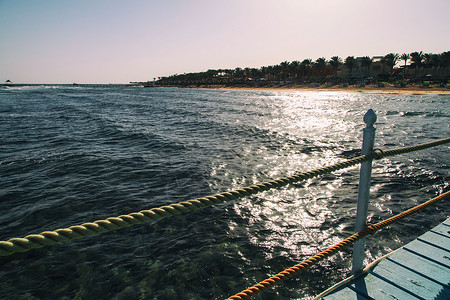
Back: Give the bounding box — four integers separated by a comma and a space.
150, 51, 450, 87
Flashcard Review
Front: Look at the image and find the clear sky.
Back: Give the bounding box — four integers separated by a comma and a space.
1, 0, 449, 84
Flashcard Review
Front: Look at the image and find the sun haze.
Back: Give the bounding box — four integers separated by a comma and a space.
1, 0, 449, 84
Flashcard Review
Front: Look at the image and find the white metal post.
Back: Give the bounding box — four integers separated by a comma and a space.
351, 109, 377, 274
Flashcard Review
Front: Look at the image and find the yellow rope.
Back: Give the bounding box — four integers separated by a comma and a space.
0, 137, 448, 256
372, 137, 450, 159
226, 190, 450, 300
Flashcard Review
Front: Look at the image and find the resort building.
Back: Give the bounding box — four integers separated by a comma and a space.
337, 56, 391, 79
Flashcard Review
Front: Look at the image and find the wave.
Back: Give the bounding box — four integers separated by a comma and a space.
0, 87, 448, 299
396, 111, 449, 118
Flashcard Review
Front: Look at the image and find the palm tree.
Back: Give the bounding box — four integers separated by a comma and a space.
328, 56, 342, 81
438, 51, 450, 81
410, 51, 424, 79
424, 54, 440, 78
344, 56, 356, 83
400, 53, 409, 67
224, 69, 234, 82
400, 53, 409, 78
431, 54, 440, 68
423, 53, 434, 68
360, 56, 373, 78
251, 68, 261, 80
422, 53, 437, 81
384, 53, 399, 74
439, 51, 450, 68
314, 57, 327, 79
380, 56, 387, 76
300, 59, 313, 79
290, 61, 301, 79
279, 61, 290, 80
243, 67, 253, 80
234, 67, 245, 81
259, 66, 268, 80
273, 64, 282, 81
410, 51, 424, 66
266, 65, 277, 81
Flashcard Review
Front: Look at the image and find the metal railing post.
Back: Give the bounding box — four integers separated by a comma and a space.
351, 109, 377, 274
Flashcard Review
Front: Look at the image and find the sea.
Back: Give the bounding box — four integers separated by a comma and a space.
0, 86, 449, 299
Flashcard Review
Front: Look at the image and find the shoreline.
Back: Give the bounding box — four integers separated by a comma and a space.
211, 85, 450, 95
150, 83, 450, 95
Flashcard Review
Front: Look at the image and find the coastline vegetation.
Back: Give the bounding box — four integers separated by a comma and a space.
142, 51, 450, 89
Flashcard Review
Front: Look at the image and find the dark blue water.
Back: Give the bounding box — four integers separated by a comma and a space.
0, 86, 448, 299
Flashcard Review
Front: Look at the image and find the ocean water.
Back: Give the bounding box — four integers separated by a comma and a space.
0, 86, 448, 299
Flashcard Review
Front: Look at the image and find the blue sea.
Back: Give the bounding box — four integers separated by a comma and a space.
0, 86, 449, 299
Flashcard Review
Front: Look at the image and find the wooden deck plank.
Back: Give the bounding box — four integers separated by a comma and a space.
429, 219, 450, 235
322, 272, 420, 299
403, 239, 450, 267
346, 275, 418, 299
318, 287, 363, 300
387, 252, 450, 287
371, 258, 449, 298
318, 218, 450, 299
417, 230, 450, 249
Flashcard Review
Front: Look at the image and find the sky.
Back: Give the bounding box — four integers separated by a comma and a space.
1, 0, 449, 84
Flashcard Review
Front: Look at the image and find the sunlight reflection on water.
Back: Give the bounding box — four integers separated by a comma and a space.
221, 92, 368, 270
211, 90, 448, 298
1, 87, 448, 299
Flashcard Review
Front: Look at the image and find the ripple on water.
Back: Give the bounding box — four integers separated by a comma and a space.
0, 87, 448, 299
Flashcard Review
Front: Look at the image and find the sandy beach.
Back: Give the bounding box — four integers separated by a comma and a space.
214, 85, 450, 96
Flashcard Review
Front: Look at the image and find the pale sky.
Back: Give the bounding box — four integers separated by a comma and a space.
1, 0, 449, 84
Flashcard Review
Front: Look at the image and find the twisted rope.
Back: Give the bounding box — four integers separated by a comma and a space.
372, 137, 450, 159
226, 190, 450, 300
0, 155, 367, 256
1, 137, 448, 256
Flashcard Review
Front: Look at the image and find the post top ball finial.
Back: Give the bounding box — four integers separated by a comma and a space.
364, 109, 377, 127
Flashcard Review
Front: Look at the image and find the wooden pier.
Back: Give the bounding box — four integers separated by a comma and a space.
317, 218, 450, 299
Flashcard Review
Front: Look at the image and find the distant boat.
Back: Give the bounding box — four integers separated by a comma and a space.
5, 80, 12, 84
72, 83, 79, 86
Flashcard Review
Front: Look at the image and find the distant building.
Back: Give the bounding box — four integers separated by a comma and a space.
337, 56, 390, 79
369, 56, 389, 77
402, 63, 450, 80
